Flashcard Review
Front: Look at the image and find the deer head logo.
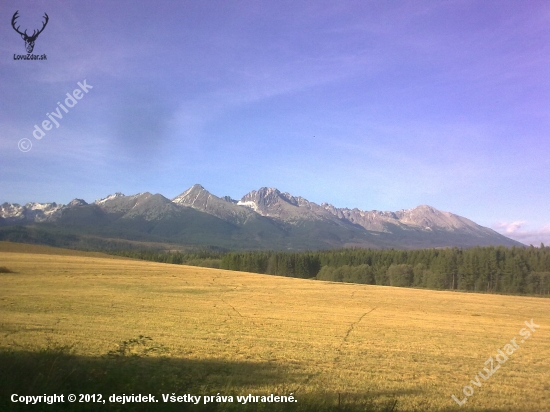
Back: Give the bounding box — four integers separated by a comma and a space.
11, 11, 49, 54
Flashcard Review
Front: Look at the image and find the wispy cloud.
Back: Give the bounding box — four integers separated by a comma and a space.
493, 221, 550, 246
494, 221, 528, 234
1, 0, 548, 228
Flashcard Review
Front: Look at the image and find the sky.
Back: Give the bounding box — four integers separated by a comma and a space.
0, 0, 549, 245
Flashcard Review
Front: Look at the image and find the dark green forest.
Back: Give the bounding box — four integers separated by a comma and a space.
112, 249, 225, 269
113, 245, 550, 296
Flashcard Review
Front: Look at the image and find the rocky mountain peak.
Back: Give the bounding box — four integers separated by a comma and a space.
0, 201, 64, 223
94, 192, 125, 205
394, 205, 468, 230
172, 184, 212, 206
222, 196, 237, 204
238, 187, 283, 212
68, 199, 88, 207
184, 184, 207, 195
237, 187, 338, 223
92, 192, 151, 215
0, 203, 25, 220
0, 186, 523, 249
173, 184, 255, 224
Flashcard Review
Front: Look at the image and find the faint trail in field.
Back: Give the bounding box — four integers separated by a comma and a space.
293, 308, 377, 395
343, 307, 376, 343
334, 307, 376, 364
210, 274, 257, 326
220, 297, 244, 318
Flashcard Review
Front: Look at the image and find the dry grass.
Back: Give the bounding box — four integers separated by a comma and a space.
0, 243, 548, 411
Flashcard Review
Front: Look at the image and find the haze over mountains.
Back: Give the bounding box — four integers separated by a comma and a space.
0, 185, 522, 250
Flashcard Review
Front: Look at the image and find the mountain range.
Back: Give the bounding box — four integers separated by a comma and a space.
0, 185, 522, 250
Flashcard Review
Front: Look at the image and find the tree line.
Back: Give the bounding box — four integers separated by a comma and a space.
113, 245, 550, 296
110, 249, 224, 268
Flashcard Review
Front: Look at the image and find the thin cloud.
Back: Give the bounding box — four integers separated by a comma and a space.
493, 222, 550, 246
494, 221, 528, 234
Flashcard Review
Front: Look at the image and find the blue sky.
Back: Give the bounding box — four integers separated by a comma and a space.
1, 0, 549, 245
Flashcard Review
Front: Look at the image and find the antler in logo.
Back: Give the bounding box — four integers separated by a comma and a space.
11, 11, 49, 54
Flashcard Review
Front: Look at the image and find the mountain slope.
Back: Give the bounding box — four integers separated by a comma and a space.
172, 184, 256, 225
0, 185, 523, 250
238, 187, 341, 224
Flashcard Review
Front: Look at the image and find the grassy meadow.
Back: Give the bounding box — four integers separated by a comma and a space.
0, 242, 548, 411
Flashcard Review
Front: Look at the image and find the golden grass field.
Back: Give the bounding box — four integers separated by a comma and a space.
1, 242, 549, 411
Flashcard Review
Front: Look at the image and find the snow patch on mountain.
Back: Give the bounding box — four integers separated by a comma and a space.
236, 200, 259, 212
94, 192, 125, 205
0, 202, 64, 223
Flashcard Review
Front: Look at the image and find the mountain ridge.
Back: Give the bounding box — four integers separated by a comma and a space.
0, 185, 523, 250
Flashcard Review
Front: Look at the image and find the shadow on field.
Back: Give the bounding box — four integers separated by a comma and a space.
0, 347, 402, 412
